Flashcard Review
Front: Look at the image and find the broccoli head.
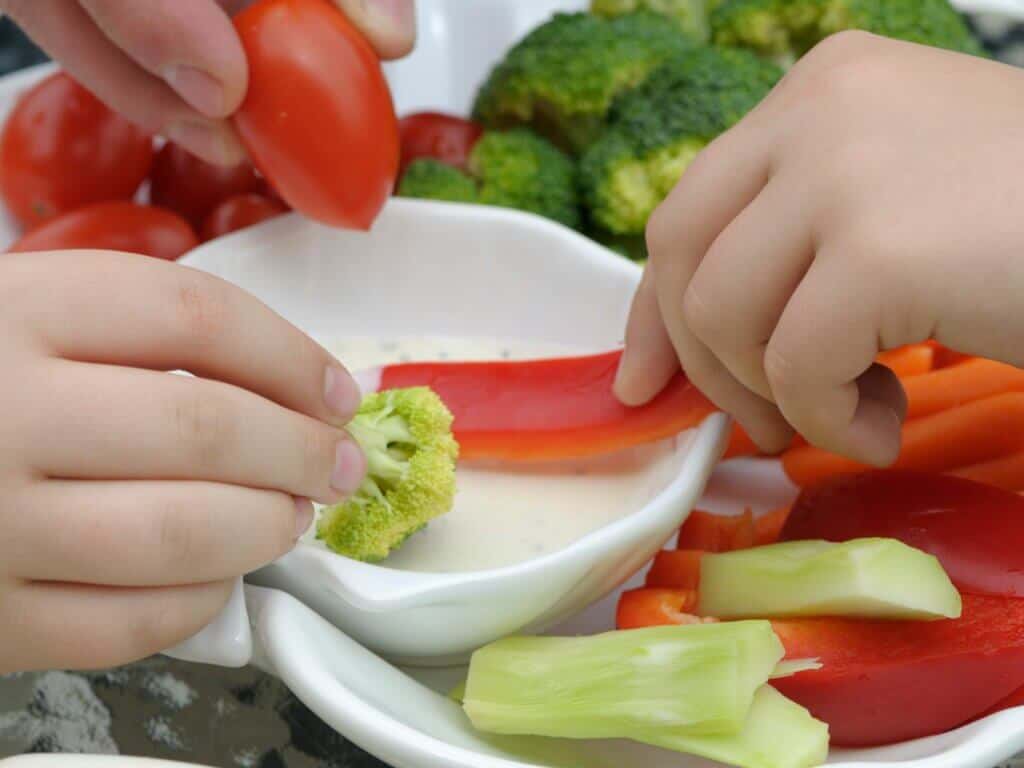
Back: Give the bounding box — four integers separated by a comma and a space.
590, 0, 712, 43
316, 387, 459, 563
397, 159, 478, 204
580, 45, 782, 235
711, 0, 987, 66
472, 12, 694, 152
397, 129, 581, 230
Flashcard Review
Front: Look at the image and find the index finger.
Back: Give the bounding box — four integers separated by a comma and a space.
4, 250, 361, 426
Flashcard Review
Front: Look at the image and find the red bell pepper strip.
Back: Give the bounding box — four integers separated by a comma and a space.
645, 550, 704, 589
616, 588, 707, 629
755, 506, 791, 546
367, 350, 724, 462
780, 470, 1024, 598
676, 508, 757, 552
951, 452, 1024, 491
876, 343, 935, 378
616, 588, 1024, 747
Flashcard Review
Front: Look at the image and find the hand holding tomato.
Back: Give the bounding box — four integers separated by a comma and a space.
0, 0, 415, 166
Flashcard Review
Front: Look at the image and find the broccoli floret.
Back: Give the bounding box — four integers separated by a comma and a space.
590, 0, 712, 43
580, 46, 781, 235
316, 387, 459, 563
397, 159, 478, 204
397, 129, 581, 230
711, 0, 987, 66
472, 12, 694, 152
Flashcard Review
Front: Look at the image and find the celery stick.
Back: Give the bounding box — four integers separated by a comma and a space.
463, 622, 782, 739
699, 538, 962, 621
638, 685, 829, 768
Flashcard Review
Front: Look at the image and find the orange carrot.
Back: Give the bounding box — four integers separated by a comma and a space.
724, 423, 761, 458
755, 506, 791, 545
646, 549, 704, 589
782, 393, 1024, 487
904, 358, 1024, 420
876, 344, 935, 378
928, 341, 974, 369
951, 453, 1024, 492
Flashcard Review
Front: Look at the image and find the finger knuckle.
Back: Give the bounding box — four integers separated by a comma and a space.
172, 272, 231, 350
173, 387, 236, 469
681, 285, 719, 343
763, 343, 800, 396
299, 424, 337, 494
156, 497, 200, 570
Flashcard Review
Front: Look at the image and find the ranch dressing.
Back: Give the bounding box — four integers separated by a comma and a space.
301, 335, 686, 573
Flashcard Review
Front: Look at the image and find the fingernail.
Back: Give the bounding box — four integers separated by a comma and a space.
165, 65, 226, 117
164, 120, 245, 166
324, 365, 362, 421
332, 440, 367, 495
294, 497, 314, 539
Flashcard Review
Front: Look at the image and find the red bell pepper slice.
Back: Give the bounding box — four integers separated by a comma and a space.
371, 350, 725, 462
616, 588, 1024, 747
675, 508, 757, 552
780, 470, 1024, 597
645, 549, 704, 589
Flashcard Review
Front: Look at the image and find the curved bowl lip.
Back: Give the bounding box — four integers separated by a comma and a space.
281, 412, 729, 612
179, 198, 731, 613
256, 586, 1024, 768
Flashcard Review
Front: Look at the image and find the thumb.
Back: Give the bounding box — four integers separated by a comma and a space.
333, 0, 417, 60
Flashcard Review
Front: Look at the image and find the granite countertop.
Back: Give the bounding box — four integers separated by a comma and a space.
3, 11, 1024, 768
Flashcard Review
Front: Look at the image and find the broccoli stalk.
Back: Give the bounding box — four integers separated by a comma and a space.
316, 387, 459, 563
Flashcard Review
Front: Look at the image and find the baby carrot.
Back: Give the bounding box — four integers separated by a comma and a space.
951, 453, 1024, 492
876, 344, 935, 378
904, 358, 1024, 420
783, 393, 1024, 487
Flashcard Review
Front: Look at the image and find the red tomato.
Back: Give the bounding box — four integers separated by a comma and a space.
149, 141, 263, 229
780, 470, 1024, 598
0, 72, 154, 230
201, 193, 288, 240
231, 0, 399, 230
398, 112, 483, 177
6, 202, 198, 261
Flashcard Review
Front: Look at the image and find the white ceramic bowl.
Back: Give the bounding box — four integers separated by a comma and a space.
170, 199, 728, 665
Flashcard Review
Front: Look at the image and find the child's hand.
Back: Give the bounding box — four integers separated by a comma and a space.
0, 250, 366, 673
615, 32, 1024, 467
0, 0, 415, 165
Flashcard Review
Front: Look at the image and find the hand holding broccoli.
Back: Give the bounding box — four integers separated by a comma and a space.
0, 250, 367, 673
615, 32, 1024, 468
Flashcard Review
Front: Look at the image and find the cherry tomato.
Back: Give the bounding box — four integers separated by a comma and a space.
0, 72, 154, 230
398, 112, 483, 177
232, 0, 399, 230
201, 193, 288, 240
149, 141, 263, 229
7, 201, 199, 261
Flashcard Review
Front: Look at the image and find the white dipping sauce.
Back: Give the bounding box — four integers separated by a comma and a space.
302, 335, 689, 573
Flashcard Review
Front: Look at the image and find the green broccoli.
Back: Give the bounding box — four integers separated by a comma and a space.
396, 159, 478, 204
472, 12, 694, 153
397, 129, 581, 230
590, 0, 712, 44
580, 45, 782, 235
711, 0, 987, 67
316, 387, 459, 563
